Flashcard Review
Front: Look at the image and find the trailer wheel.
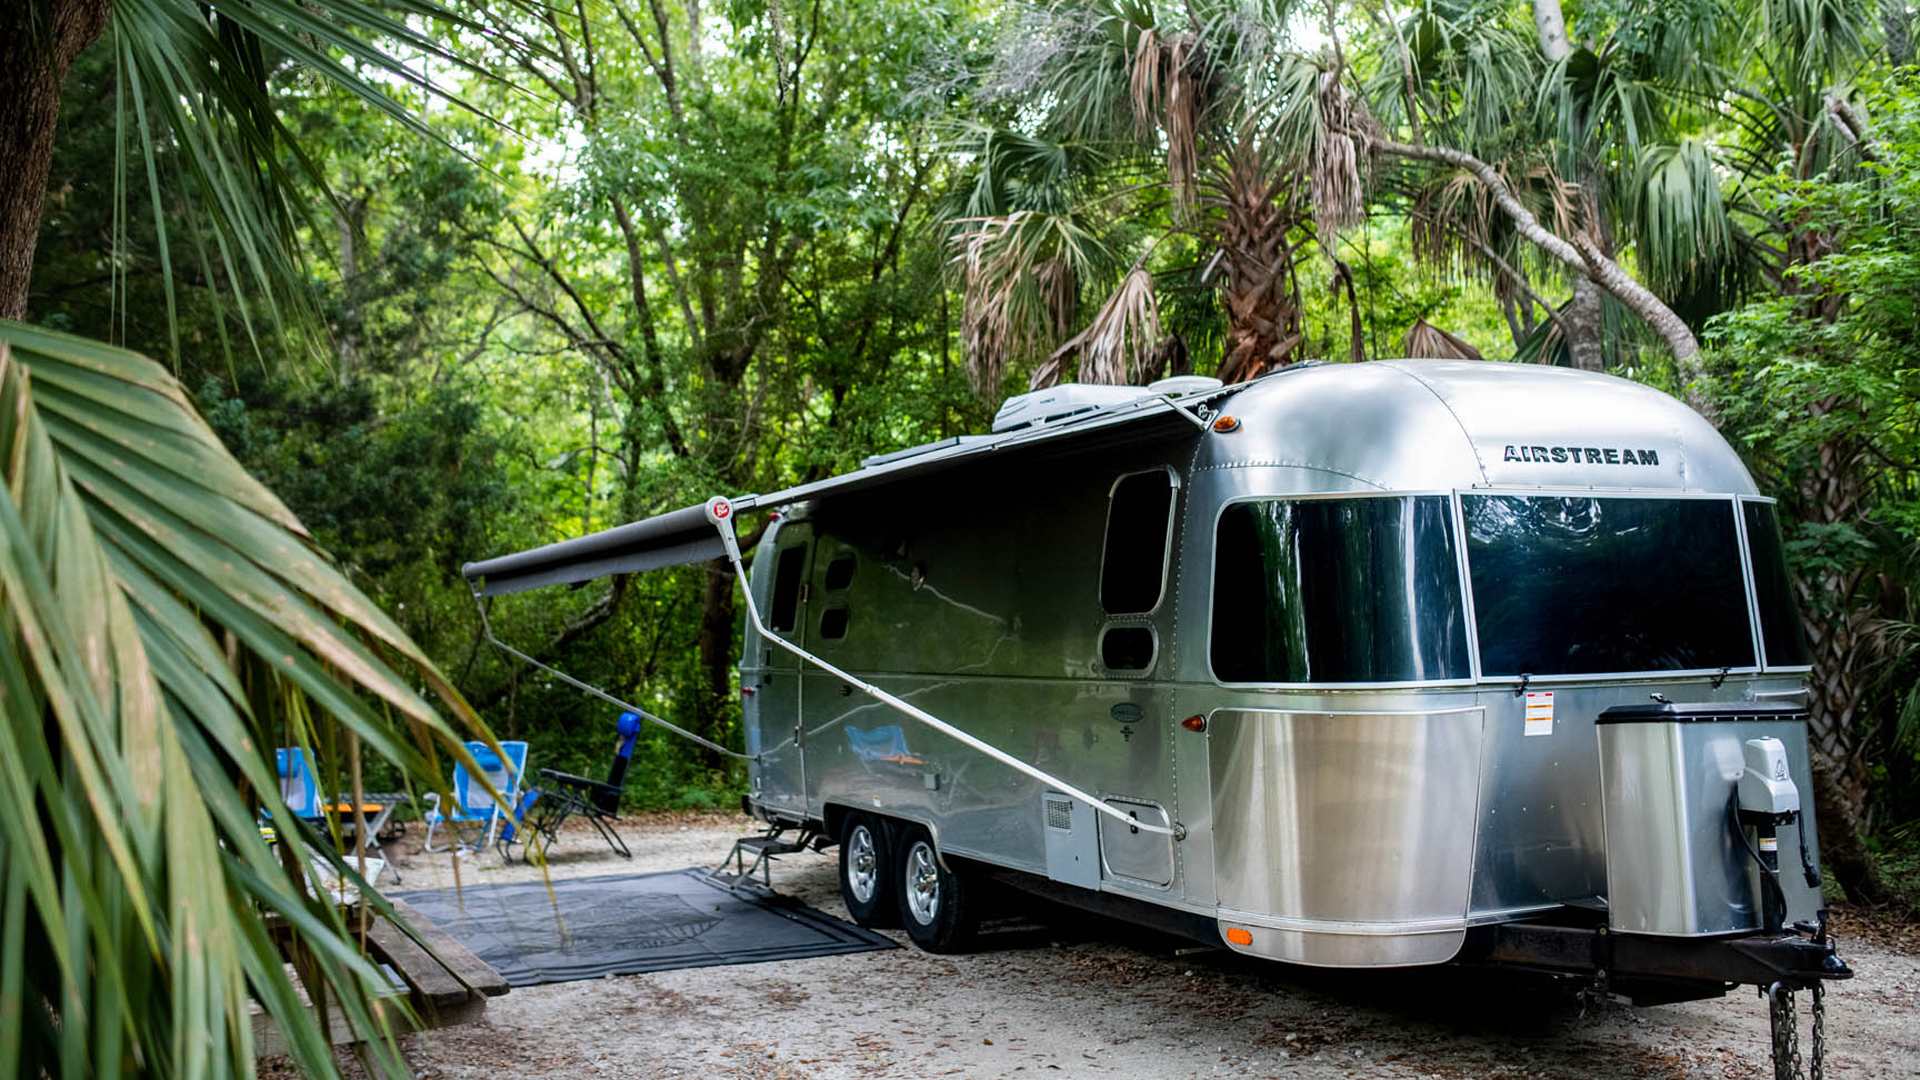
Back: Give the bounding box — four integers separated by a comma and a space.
838, 812, 896, 928
894, 825, 978, 953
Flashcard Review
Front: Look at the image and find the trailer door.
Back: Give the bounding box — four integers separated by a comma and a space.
750, 522, 813, 817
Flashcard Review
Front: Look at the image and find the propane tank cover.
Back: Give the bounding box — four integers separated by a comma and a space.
1738, 737, 1800, 816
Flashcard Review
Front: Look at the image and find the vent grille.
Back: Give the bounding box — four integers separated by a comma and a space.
1045, 797, 1073, 831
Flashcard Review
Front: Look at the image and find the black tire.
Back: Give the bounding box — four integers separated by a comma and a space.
893, 824, 978, 953
838, 812, 896, 928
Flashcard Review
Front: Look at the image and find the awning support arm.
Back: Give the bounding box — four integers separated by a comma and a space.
471, 591, 756, 763
702, 497, 1185, 840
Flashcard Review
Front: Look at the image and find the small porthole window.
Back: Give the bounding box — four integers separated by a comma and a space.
819, 607, 850, 640
1101, 626, 1154, 670
824, 554, 856, 591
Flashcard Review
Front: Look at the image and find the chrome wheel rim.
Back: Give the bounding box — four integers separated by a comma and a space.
905, 840, 941, 925
846, 824, 879, 905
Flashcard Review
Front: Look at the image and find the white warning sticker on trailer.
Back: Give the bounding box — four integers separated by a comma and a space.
1525, 692, 1554, 736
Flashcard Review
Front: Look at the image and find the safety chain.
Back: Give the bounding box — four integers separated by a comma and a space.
1769, 982, 1802, 1080
1768, 980, 1830, 1080
1809, 981, 1825, 1080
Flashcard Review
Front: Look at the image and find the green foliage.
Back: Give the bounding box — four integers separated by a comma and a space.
19, 0, 1920, 965
1707, 71, 1920, 818
0, 320, 489, 1080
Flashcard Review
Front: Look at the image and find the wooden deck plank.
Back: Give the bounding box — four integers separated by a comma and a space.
364, 916, 472, 1009
385, 897, 512, 997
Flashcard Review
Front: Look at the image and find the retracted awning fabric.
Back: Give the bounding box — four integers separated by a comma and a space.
462, 503, 723, 596
461, 386, 1231, 596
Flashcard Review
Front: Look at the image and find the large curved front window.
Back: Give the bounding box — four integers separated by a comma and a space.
1742, 500, 1812, 668
1462, 495, 1754, 676
1210, 496, 1472, 683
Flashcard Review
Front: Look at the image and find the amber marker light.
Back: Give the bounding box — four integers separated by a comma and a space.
1225, 927, 1253, 946
1211, 415, 1241, 433
1181, 715, 1207, 732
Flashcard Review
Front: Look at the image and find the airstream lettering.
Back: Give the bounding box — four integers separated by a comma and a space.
1500, 444, 1659, 465
463, 359, 1848, 1063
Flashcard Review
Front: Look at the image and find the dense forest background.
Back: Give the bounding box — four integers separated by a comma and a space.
20, 0, 1920, 906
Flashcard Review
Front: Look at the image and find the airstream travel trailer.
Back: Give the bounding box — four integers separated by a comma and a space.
463, 359, 1848, 1056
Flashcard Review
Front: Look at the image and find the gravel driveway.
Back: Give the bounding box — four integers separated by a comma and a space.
372, 813, 1918, 1080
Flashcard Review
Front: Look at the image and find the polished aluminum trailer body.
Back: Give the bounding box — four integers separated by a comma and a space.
731, 360, 1820, 967
463, 358, 1827, 976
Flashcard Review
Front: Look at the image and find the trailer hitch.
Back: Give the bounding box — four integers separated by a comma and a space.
1473, 915, 1846, 1078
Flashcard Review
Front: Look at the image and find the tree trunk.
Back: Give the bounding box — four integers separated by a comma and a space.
1213, 155, 1305, 383
1532, 0, 1572, 60
1791, 408, 1893, 905
693, 556, 739, 775
1563, 276, 1604, 371
0, 0, 111, 319
1365, 138, 1718, 421
335, 193, 370, 380
1885, 0, 1914, 67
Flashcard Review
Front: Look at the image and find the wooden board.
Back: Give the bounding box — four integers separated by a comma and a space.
254, 899, 508, 1058
384, 897, 511, 998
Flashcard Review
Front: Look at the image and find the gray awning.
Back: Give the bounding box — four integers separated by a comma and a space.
462, 503, 724, 596
462, 386, 1232, 596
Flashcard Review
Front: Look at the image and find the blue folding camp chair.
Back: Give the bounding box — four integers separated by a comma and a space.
273, 746, 406, 881
276, 747, 323, 817
424, 740, 529, 854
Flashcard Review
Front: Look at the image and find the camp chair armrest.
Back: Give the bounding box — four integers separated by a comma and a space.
538, 769, 619, 799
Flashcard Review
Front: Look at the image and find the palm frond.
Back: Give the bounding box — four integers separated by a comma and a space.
0, 320, 489, 1080
105, 0, 510, 365
951, 210, 1119, 394
1757, 0, 1865, 86
1043, 265, 1162, 387
1312, 72, 1363, 241
1630, 139, 1735, 296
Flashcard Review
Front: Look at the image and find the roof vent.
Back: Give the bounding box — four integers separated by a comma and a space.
1147, 375, 1222, 396
991, 384, 1153, 433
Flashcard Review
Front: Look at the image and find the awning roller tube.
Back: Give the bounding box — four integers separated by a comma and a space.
462, 502, 724, 596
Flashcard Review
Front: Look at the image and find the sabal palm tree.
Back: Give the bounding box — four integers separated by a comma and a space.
951, 0, 1357, 392
1357, 0, 1869, 367
2, 1, 502, 1077
1356, 0, 1895, 901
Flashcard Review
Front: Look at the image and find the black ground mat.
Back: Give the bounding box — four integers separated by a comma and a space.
391, 868, 895, 986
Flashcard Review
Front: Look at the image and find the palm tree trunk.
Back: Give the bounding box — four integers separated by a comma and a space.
1213, 157, 1304, 383
0, 0, 111, 318
1793, 408, 1893, 905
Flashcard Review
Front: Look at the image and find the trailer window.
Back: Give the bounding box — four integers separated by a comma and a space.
1101, 470, 1176, 614
768, 545, 806, 633
1743, 502, 1811, 667
1463, 495, 1754, 676
823, 553, 856, 591
1210, 496, 1470, 683
1100, 626, 1154, 670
